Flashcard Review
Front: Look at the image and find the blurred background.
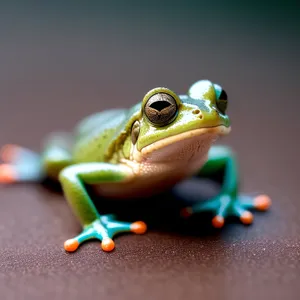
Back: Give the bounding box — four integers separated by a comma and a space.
0, 1, 299, 138
0, 1, 300, 299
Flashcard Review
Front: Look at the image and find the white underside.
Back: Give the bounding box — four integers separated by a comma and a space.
93, 126, 230, 199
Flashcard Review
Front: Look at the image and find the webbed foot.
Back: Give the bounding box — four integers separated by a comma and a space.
181, 194, 271, 228
64, 215, 147, 252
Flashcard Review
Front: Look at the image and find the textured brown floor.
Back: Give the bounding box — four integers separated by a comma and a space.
0, 2, 300, 300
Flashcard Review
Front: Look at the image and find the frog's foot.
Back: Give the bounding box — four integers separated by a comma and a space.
0, 144, 42, 183
181, 194, 271, 228
64, 215, 147, 253
0, 144, 39, 164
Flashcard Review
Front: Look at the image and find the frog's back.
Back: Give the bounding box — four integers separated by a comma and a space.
72, 109, 128, 163
72, 103, 141, 163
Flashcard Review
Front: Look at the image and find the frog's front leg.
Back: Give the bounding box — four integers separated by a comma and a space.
59, 163, 147, 252
181, 145, 271, 228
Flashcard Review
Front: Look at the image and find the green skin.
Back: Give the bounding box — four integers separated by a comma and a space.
0, 80, 270, 252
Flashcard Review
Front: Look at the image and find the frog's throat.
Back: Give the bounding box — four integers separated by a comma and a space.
132, 125, 231, 163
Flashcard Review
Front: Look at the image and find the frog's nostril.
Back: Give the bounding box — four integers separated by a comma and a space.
192, 109, 203, 119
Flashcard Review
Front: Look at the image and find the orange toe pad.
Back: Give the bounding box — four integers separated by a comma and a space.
254, 195, 272, 211
0, 164, 17, 183
101, 238, 115, 252
240, 211, 254, 225
212, 216, 225, 228
130, 221, 147, 234
64, 239, 79, 252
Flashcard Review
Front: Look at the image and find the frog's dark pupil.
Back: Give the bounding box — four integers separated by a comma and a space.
145, 93, 178, 126
219, 90, 228, 100
149, 101, 171, 111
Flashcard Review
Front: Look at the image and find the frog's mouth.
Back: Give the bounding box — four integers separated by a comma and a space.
133, 125, 231, 163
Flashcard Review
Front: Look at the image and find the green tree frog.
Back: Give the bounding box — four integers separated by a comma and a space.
0, 80, 271, 253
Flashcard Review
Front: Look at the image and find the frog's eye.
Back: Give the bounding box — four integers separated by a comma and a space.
216, 89, 228, 114
144, 92, 178, 126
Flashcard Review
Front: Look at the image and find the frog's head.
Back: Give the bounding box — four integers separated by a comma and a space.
130, 80, 231, 165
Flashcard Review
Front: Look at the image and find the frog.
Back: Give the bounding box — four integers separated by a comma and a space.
0, 79, 271, 253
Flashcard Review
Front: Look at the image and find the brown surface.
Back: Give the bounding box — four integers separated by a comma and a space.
0, 2, 300, 300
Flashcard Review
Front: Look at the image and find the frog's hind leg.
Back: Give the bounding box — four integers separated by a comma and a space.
0, 132, 73, 184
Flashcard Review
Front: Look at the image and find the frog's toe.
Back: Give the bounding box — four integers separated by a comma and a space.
240, 211, 254, 225
0, 162, 43, 184
233, 203, 254, 225
211, 215, 225, 228
64, 238, 80, 252
253, 194, 272, 211
238, 194, 272, 213
130, 221, 147, 234
0, 164, 17, 183
0, 144, 39, 164
230, 194, 271, 225
101, 238, 115, 252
